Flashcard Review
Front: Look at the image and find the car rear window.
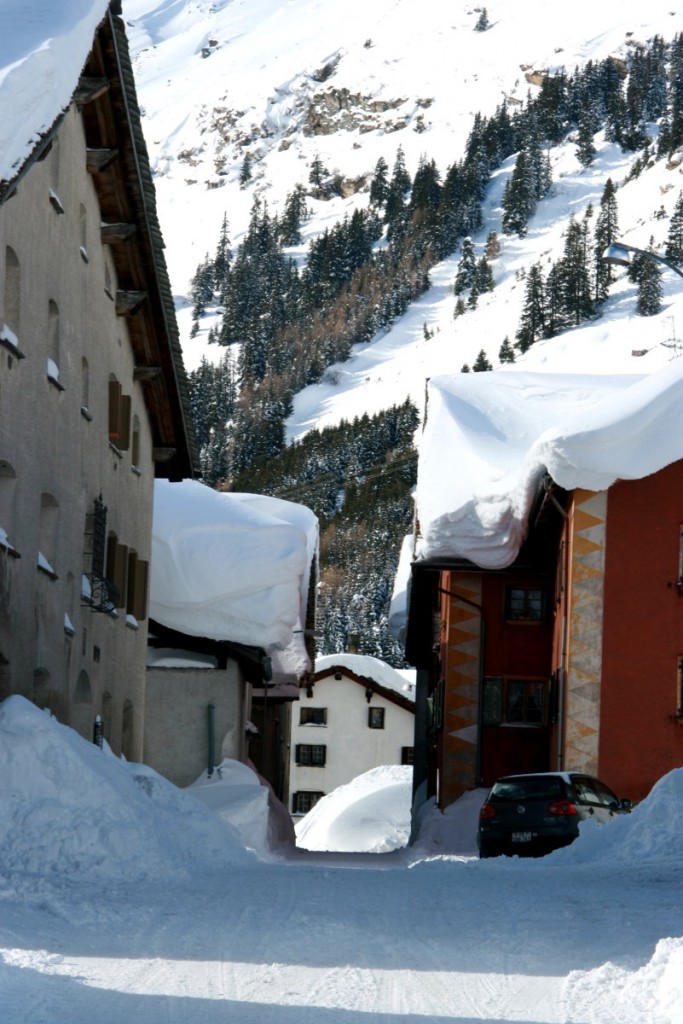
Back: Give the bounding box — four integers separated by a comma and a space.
489, 776, 566, 802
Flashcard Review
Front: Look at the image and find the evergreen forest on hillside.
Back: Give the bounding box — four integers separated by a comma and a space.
187, 32, 683, 664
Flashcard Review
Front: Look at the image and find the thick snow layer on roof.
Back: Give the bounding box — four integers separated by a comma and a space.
314, 652, 415, 700
0, 0, 109, 184
415, 358, 683, 569
151, 480, 318, 672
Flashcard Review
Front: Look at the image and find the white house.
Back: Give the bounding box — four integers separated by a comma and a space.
289, 653, 415, 817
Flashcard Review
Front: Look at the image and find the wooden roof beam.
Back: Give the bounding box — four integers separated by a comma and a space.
86, 148, 119, 173
115, 289, 148, 316
101, 222, 137, 243
74, 77, 110, 106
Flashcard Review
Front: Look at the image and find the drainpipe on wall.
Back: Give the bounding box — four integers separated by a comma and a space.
207, 703, 216, 778
410, 665, 431, 842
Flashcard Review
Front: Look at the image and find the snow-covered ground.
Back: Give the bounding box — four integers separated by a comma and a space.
1, 696, 682, 1023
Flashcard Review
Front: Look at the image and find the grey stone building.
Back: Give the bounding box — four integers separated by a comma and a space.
0, 2, 197, 760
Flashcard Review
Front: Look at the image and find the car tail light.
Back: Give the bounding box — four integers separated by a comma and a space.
547, 799, 577, 816
479, 803, 496, 820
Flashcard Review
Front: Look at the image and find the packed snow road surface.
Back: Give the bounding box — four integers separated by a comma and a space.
1, 699, 681, 1023
2, 851, 682, 1023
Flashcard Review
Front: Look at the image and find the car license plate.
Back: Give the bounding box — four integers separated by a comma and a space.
511, 831, 533, 842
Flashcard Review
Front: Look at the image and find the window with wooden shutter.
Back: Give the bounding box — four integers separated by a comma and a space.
127, 551, 149, 621
106, 533, 128, 608
118, 394, 131, 450
108, 380, 122, 442
108, 380, 131, 449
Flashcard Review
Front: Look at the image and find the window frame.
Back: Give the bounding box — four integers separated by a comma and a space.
300, 706, 327, 726
292, 791, 324, 815
502, 677, 548, 726
295, 743, 326, 767
368, 706, 385, 730
504, 585, 547, 623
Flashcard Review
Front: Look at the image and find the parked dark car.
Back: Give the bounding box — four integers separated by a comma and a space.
478, 771, 631, 858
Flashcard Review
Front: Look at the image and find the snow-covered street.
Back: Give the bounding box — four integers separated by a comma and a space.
2, 841, 682, 1022
1, 698, 681, 1023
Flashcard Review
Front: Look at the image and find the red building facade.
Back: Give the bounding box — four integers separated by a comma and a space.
407, 465, 683, 811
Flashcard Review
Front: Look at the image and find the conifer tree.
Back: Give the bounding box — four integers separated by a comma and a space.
369, 156, 389, 208
502, 150, 533, 236
526, 132, 552, 203
472, 349, 493, 371
515, 262, 546, 351
576, 105, 597, 166
657, 112, 673, 158
636, 245, 663, 316
384, 147, 411, 238
410, 156, 441, 219
544, 263, 565, 338
309, 154, 329, 190
453, 237, 477, 294
280, 185, 308, 246
499, 336, 516, 363
190, 254, 215, 331
474, 255, 495, 293
239, 153, 252, 186
474, 7, 489, 31
213, 215, 231, 301
594, 178, 619, 303
559, 216, 594, 326
389, 146, 411, 197
666, 191, 683, 265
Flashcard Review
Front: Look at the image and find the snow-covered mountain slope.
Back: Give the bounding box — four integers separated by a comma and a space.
124, 0, 683, 442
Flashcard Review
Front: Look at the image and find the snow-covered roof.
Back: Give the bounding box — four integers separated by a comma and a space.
415, 358, 683, 570
0, 0, 110, 190
151, 480, 318, 678
314, 653, 415, 702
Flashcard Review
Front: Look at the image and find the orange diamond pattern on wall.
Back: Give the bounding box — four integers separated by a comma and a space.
441, 573, 482, 803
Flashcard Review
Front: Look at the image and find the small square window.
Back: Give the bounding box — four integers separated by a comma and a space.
300, 706, 327, 726
401, 746, 414, 765
504, 586, 546, 621
504, 679, 547, 725
368, 706, 385, 729
292, 791, 324, 815
295, 743, 326, 766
